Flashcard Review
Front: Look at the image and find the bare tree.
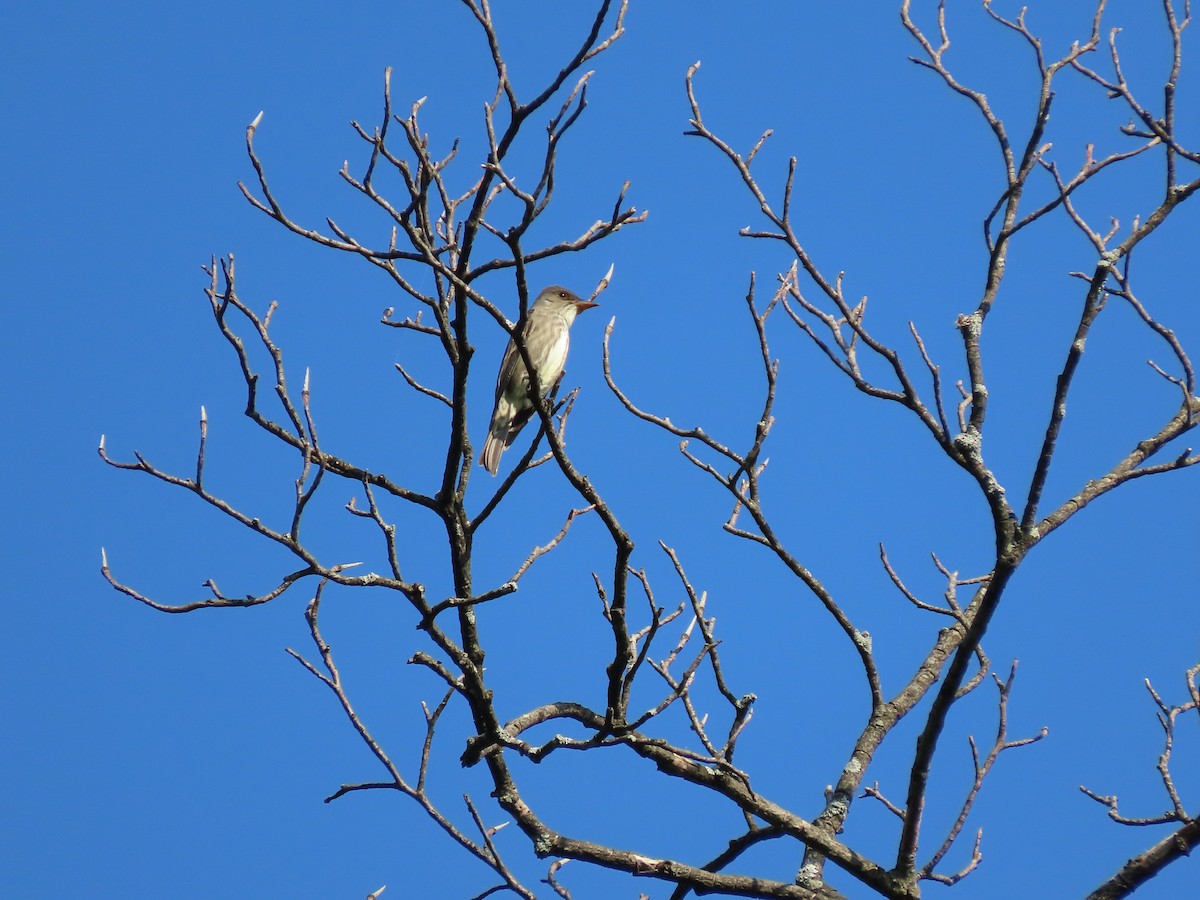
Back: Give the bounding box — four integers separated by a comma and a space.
100, 1, 1198, 897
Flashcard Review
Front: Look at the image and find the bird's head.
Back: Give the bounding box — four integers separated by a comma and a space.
534, 285, 599, 319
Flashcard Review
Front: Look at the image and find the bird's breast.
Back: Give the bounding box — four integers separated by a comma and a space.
538, 329, 570, 387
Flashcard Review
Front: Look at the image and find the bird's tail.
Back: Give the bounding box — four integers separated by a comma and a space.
479, 433, 505, 475
479, 403, 535, 475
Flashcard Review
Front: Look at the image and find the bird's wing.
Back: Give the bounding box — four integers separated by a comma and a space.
493, 334, 525, 405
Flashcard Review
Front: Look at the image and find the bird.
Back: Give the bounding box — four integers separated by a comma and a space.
479, 285, 598, 475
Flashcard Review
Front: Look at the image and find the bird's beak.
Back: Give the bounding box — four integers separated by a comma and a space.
575, 299, 600, 312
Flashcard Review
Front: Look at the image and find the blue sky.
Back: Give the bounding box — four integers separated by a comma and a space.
4, 2, 1198, 898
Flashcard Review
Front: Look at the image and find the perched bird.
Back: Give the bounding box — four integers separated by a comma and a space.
479, 286, 598, 475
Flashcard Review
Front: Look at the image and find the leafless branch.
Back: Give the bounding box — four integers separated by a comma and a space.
1084, 668, 1200, 897
102, 2, 1199, 897
920, 663, 1048, 882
